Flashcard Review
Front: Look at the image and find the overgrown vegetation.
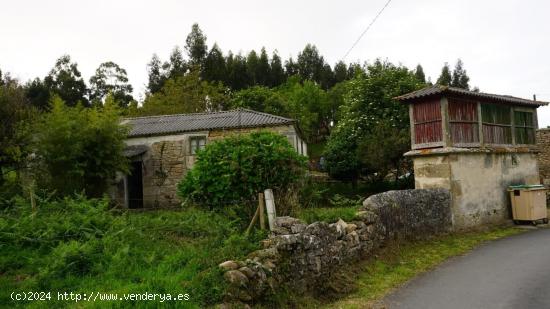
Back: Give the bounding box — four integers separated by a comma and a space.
31, 95, 129, 197
178, 131, 307, 217
0, 196, 265, 308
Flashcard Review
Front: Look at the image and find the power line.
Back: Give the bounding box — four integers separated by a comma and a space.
342, 0, 393, 61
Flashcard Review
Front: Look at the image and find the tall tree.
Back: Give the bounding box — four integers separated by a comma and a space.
89, 61, 134, 107
436, 62, 452, 86
185, 23, 208, 67
44, 55, 89, 107
0, 68, 3, 86
25, 78, 50, 110
319, 63, 335, 89
202, 43, 226, 83
168, 46, 187, 78
284, 57, 299, 77
296, 44, 324, 82
147, 54, 168, 94
324, 60, 422, 181
246, 50, 259, 85
269, 51, 285, 87
226, 53, 249, 90
0, 79, 35, 185
256, 47, 271, 86
451, 59, 470, 89
414, 64, 426, 83
333, 61, 348, 84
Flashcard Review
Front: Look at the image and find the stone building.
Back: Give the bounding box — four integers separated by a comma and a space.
111, 109, 307, 208
396, 85, 547, 229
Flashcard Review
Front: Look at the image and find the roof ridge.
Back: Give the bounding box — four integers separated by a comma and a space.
123, 109, 238, 121
236, 108, 295, 122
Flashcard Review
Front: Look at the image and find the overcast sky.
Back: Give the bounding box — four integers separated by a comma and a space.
1, 0, 549, 125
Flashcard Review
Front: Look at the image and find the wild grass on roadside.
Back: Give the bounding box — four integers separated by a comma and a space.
322, 227, 523, 309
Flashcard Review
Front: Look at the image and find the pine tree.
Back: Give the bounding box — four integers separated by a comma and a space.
226, 52, 249, 90
451, 59, 470, 90
414, 64, 426, 83
270, 51, 285, 87
185, 23, 208, 67
436, 62, 452, 86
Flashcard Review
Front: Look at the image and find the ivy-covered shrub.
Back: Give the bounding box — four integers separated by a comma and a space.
178, 131, 307, 212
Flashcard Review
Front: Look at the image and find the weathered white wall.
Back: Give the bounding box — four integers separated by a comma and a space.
410, 149, 540, 229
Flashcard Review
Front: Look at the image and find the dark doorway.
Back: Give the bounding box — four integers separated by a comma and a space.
127, 161, 143, 209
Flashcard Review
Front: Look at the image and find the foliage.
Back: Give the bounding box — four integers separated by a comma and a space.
185, 23, 208, 66
178, 131, 307, 213
31, 96, 128, 197
229, 86, 287, 116
358, 123, 411, 181
89, 61, 134, 107
44, 55, 89, 107
0, 79, 36, 188
0, 196, 264, 307
414, 64, 426, 83
139, 69, 229, 116
436, 62, 452, 86
451, 58, 470, 89
324, 60, 422, 181
296, 206, 358, 224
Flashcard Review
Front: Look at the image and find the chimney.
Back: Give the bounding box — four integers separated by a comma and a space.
533, 94, 537, 101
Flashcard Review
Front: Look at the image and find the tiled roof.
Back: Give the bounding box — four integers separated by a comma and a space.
122, 109, 295, 138
394, 85, 548, 107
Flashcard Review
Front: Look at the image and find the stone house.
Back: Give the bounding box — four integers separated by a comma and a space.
111, 109, 307, 208
396, 85, 547, 229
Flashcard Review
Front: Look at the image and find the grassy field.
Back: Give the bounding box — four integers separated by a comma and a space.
321, 227, 524, 309
0, 196, 265, 308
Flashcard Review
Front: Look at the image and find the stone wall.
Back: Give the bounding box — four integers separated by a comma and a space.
219, 188, 451, 304
536, 128, 550, 185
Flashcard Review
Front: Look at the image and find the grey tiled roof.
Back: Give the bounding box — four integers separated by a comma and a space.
122, 109, 295, 137
394, 85, 548, 107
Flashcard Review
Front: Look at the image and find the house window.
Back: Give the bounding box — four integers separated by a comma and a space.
514, 111, 535, 144
481, 104, 512, 144
190, 136, 206, 155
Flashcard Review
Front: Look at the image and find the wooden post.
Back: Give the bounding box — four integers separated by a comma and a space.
259, 192, 265, 230
245, 204, 260, 235
264, 189, 276, 231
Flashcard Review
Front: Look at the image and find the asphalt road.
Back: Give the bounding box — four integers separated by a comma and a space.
381, 228, 550, 309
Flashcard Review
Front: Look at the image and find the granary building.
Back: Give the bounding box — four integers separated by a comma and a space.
396, 85, 547, 228
111, 109, 307, 209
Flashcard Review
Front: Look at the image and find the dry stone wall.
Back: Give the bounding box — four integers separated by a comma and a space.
219, 188, 452, 304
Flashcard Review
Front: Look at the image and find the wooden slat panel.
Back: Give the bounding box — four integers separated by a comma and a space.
413, 99, 442, 145
448, 98, 479, 144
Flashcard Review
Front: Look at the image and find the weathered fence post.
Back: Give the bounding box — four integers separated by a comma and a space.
264, 189, 276, 231
259, 192, 265, 230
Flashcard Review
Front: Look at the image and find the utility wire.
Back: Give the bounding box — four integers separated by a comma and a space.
342, 0, 393, 61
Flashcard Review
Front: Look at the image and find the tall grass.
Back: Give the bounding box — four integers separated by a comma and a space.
0, 196, 265, 308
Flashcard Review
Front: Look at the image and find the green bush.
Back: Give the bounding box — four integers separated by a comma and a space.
178, 131, 307, 213
31, 95, 128, 197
